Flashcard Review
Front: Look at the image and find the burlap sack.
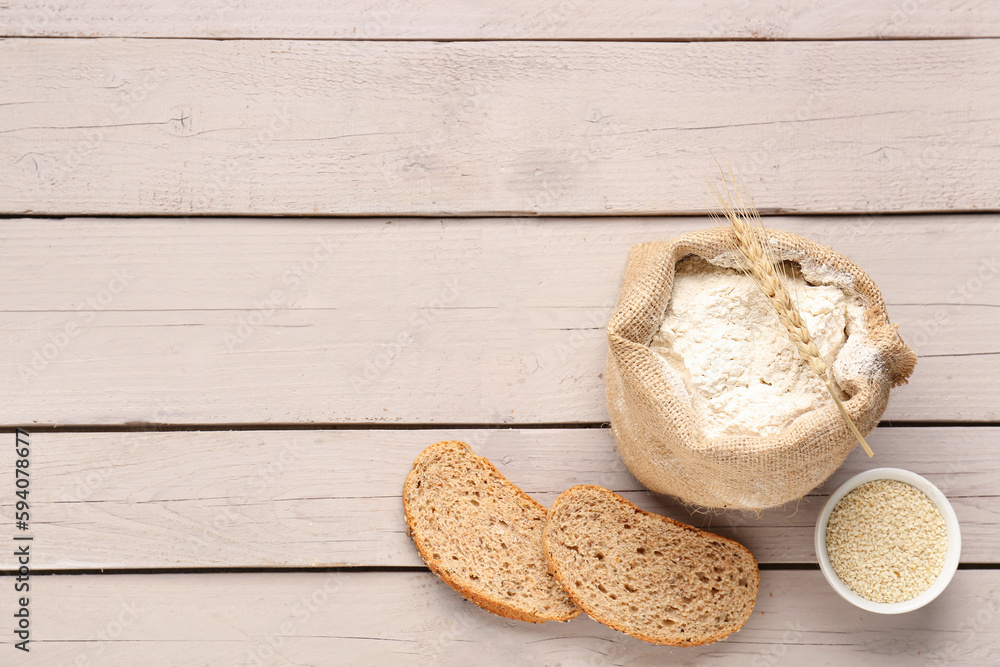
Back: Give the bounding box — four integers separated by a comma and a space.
606, 228, 916, 510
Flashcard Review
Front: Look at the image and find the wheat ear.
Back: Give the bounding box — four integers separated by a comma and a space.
705, 167, 874, 458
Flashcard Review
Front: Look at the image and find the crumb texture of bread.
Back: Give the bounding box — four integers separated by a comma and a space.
403, 440, 580, 623
544, 485, 759, 645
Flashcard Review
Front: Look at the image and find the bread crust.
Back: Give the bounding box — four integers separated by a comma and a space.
543, 485, 760, 646
403, 440, 581, 623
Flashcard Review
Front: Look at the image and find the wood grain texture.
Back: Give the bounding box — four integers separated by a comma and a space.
2, 216, 997, 426
0, 427, 994, 569
3, 39, 1000, 216
3, 1, 1000, 39
1, 570, 997, 665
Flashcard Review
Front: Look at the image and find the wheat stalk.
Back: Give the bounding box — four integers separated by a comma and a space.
705, 165, 874, 458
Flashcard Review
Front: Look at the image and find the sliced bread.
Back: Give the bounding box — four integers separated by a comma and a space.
543, 485, 759, 645
403, 440, 581, 623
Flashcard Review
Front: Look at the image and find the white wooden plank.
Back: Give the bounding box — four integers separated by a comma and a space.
0, 570, 997, 665
3, 39, 1000, 215
3, 1, 999, 39
1, 216, 997, 425
0, 427, 994, 569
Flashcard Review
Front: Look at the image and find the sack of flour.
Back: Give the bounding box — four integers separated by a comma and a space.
605, 228, 916, 510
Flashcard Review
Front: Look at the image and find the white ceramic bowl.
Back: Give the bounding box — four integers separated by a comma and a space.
815, 467, 961, 614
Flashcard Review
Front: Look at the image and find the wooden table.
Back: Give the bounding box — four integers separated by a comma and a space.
1, 3, 999, 664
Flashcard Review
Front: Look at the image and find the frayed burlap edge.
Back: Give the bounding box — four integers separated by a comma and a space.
605, 228, 916, 510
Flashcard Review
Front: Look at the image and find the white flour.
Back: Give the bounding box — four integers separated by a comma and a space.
650, 257, 864, 439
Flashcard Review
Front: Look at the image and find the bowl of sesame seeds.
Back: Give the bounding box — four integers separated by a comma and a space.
815, 467, 961, 614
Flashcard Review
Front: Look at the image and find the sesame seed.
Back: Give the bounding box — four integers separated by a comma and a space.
825, 479, 948, 604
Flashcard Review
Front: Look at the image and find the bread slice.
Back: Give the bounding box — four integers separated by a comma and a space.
403, 440, 581, 623
543, 485, 759, 646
